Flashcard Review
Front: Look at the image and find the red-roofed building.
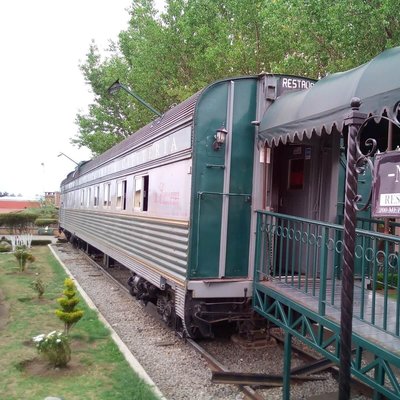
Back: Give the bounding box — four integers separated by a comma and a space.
0, 199, 41, 214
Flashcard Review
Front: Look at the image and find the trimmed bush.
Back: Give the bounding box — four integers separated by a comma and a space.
14, 246, 35, 271
0, 240, 12, 252
31, 240, 53, 246
0, 212, 37, 233
35, 218, 58, 227
55, 278, 84, 334
33, 331, 71, 367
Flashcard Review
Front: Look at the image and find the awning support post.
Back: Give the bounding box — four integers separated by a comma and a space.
339, 98, 367, 400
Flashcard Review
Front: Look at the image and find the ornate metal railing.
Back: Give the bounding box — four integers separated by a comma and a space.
254, 210, 400, 336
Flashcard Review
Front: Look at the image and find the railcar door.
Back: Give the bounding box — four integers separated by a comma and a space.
189, 78, 257, 279
272, 135, 339, 276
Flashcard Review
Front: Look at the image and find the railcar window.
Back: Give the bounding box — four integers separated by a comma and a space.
143, 176, 149, 212
94, 186, 100, 207
87, 188, 91, 207
80, 189, 84, 207
134, 175, 149, 212
103, 183, 111, 207
117, 180, 127, 210
134, 178, 142, 210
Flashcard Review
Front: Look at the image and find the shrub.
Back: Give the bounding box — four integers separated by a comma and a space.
55, 278, 84, 334
35, 218, 58, 227
0, 240, 12, 252
0, 212, 37, 233
32, 331, 71, 367
30, 274, 45, 298
31, 240, 52, 246
13, 246, 35, 271
376, 272, 398, 289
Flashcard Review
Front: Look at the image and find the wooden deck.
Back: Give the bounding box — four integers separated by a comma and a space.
259, 278, 400, 355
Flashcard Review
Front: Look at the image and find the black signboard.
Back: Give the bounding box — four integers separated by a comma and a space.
372, 151, 400, 217
276, 76, 315, 97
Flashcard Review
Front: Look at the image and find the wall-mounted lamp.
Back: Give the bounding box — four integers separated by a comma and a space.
213, 127, 228, 151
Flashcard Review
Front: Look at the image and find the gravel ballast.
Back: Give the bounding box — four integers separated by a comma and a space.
50, 243, 368, 400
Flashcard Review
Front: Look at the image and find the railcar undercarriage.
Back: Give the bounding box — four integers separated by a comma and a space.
61, 229, 265, 339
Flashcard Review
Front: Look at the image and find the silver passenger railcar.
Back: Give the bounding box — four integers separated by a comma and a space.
60, 74, 313, 337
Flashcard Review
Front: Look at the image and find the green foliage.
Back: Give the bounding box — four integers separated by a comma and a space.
38, 204, 58, 218
30, 274, 46, 298
74, 0, 400, 156
55, 278, 84, 334
0, 206, 58, 233
35, 218, 58, 227
31, 239, 53, 246
0, 212, 37, 233
32, 331, 71, 367
21, 205, 58, 218
0, 247, 158, 399
376, 272, 398, 289
13, 246, 35, 272
0, 240, 12, 252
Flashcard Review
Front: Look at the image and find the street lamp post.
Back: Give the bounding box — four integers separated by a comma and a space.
107, 79, 162, 118
57, 152, 78, 165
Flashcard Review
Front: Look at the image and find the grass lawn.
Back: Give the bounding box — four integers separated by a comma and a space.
0, 246, 158, 400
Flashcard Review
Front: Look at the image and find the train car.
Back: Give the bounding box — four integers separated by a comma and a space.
59, 74, 314, 338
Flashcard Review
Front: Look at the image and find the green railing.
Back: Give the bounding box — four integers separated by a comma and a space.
254, 210, 400, 336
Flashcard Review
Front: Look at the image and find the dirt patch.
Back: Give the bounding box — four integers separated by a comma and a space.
5, 269, 36, 275
29, 297, 52, 305
18, 357, 85, 378
0, 288, 10, 330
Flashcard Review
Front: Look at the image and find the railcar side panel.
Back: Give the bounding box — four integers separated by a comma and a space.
61, 209, 189, 284
60, 139, 193, 285
148, 160, 192, 219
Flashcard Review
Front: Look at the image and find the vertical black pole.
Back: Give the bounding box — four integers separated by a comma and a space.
283, 330, 292, 400
339, 98, 366, 399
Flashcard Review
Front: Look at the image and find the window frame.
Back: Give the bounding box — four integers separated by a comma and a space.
116, 179, 127, 210
103, 182, 111, 207
94, 185, 100, 207
134, 175, 149, 212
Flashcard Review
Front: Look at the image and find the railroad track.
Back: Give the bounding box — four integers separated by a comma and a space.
78, 250, 267, 399
76, 247, 372, 399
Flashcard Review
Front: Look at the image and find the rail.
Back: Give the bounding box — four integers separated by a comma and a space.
254, 210, 400, 336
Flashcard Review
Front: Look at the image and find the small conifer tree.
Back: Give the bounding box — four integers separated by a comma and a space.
55, 278, 84, 334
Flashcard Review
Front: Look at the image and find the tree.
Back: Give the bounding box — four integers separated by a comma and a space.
55, 278, 84, 334
14, 246, 35, 272
73, 0, 400, 155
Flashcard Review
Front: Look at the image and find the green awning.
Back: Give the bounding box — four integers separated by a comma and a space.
259, 47, 400, 146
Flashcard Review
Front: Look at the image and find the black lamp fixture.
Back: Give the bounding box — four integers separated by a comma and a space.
213, 127, 228, 151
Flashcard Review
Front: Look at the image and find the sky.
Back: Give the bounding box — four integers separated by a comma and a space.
0, 0, 164, 199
